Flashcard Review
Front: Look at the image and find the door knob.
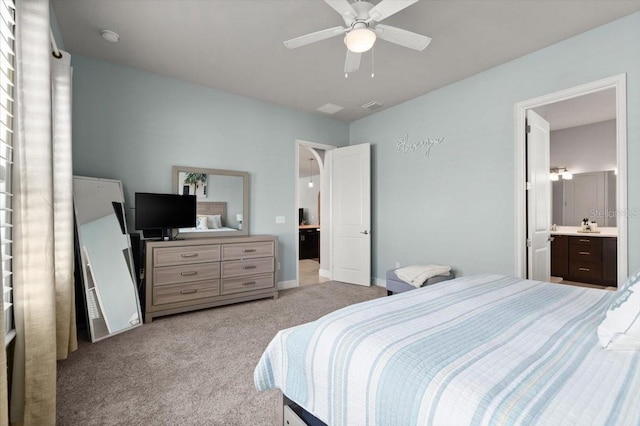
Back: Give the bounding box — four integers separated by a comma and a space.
360, 230, 369, 235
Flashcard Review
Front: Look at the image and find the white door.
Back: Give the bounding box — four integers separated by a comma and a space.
330, 143, 371, 286
527, 110, 551, 281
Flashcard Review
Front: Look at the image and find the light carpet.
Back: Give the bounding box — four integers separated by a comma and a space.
56, 281, 386, 425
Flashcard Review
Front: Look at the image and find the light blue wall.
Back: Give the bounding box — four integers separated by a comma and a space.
70, 55, 349, 283
49, 1, 64, 49
70, 12, 640, 286
350, 12, 640, 282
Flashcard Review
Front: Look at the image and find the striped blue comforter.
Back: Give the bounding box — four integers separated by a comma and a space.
254, 274, 640, 425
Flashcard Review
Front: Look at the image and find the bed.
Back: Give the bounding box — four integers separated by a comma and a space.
177, 201, 239, 234
254, 274, 640, 425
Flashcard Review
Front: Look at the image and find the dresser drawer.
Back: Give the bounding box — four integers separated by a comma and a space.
568, 244, 602, 263
221, 257, 274, 278
154, 245, 220, 267
569, 261, 602, 281
221, 273, 274, 295
153, 280, 220, 305
222, 241, 274, 260
154, 262, 221, 286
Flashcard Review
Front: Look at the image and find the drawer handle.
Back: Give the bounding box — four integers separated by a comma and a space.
180, 289, 198, 294
242, 249, 257, 253
242, 281, 257, 286
243, 265, 257, 270
578, 239, 591, 243
579, 268, 591, 272
579, 251, 591, 255
181, 253, 199, 258
181, 271, 198, 276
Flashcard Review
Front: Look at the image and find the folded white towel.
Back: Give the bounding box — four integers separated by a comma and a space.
395, 264, 451, 288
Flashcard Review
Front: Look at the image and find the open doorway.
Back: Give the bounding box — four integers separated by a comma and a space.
296, 140, 336, 286
535, 89, 617, 289
515, 75, 627, 287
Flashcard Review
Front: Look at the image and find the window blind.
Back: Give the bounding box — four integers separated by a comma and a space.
0, 0, 15, 346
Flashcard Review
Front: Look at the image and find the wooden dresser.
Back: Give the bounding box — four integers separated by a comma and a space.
144, 235, 278, 322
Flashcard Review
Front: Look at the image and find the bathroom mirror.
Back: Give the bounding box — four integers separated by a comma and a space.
73, 176, 142, 342
552, 170, 617, 227
172, 166, 249, 238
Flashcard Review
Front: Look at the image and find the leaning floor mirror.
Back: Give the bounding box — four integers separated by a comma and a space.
73, 176, 142, 342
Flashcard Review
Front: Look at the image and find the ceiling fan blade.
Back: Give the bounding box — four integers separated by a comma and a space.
344, 49, 361, 73
374, 24, 432, 51
324, 0, 358, 22
367, 0, 419, 22
284, 26, 346, 49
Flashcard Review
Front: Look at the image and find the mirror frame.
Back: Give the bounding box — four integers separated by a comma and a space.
73, 175, 142, 342
172, 165, 250, 238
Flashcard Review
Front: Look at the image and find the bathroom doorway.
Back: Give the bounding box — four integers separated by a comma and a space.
515, 75, 627, 287
296, 140, 335, 286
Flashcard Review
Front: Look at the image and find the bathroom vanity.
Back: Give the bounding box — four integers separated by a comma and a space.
550, 226, 617, 287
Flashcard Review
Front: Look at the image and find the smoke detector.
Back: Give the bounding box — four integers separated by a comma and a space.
101, 30, 120, 43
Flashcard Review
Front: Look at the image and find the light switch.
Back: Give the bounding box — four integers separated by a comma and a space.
276, 216, 285, 224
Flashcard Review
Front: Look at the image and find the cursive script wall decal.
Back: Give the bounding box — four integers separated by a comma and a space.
396, 134, 445, 158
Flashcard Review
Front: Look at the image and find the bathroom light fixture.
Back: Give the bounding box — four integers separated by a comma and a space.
550, 167, 572, 181
344, 27, 376, 53
308, 158, 314, 188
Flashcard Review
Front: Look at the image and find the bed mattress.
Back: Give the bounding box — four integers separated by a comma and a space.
254, 274, 640, 425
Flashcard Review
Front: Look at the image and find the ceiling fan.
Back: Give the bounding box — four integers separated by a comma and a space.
284, 0, 431, 75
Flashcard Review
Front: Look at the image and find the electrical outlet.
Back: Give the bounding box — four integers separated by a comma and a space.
395, 262, 400, 268
276, 216, 285, 224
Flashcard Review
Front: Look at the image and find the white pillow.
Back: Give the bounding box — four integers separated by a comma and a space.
195, 215, 208, 230
597, 270, 640, 350
207, 214, 222, 229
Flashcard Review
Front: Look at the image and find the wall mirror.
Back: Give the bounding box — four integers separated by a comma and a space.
552, 170, 616, 227
172, 166, 250, 238
73, 176, 142, 342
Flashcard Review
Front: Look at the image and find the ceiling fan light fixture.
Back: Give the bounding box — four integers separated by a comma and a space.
344, 28, 376, 53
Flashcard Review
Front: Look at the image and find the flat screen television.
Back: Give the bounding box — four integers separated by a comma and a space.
135, 192, 196, 239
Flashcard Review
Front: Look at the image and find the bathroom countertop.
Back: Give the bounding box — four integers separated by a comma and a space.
550, 226, 617, 238
299, 224, 320, 230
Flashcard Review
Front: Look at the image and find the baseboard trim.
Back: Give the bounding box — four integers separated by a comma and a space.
319, 269, 331, 279
278, 280, 298, 290
279, 278, 383, 289
372, 277, 386, 287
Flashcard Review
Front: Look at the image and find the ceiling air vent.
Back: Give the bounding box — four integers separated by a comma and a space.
361, 101, 383, 111
317, 103, 344, 115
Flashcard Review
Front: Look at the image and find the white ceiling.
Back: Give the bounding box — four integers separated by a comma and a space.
52, 0, 640, 123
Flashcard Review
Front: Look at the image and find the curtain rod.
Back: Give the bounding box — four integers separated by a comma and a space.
50, 27, 62, 59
